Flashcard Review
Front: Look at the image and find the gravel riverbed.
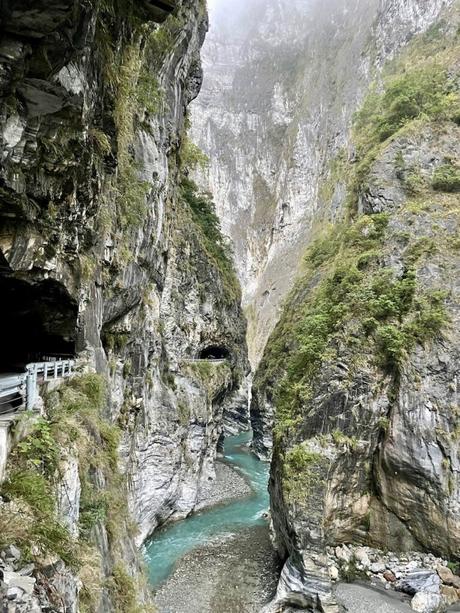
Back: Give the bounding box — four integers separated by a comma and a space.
154, 525, 280, 613
195, 460, 252, 511
153, 456, 279, 613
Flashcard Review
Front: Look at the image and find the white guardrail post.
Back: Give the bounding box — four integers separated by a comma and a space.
24, 360, 74, 411
26, 364, 37, 410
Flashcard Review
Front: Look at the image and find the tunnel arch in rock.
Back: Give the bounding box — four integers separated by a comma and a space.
0, 265, 78, 371
198, 345, 231, 360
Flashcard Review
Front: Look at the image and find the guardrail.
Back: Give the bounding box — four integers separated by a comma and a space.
0, 359, 74, 414
181, 359, 227, 363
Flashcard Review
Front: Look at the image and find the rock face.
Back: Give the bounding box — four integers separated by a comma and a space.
191, 0, 452, 368
0, 0, 248, 610
247, 1, 460, 611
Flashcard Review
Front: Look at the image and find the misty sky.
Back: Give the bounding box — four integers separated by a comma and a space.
206, 0, 262, 33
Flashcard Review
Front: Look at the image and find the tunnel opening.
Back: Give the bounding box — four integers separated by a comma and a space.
198, 346, 230, 361
0, 272, 78, 372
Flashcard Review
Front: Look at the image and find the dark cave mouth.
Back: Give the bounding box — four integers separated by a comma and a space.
198, 345, 231, 360
0, 270, 78, 371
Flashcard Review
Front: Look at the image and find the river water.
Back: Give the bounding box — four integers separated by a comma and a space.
145, 431, 271, 590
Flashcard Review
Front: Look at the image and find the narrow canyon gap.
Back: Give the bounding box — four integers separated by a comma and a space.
0, 0, 459, 612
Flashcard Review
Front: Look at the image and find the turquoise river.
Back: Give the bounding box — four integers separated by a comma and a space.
145, 431, 270, 588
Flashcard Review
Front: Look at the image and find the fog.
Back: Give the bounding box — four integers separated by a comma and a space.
206, 0, 267, 34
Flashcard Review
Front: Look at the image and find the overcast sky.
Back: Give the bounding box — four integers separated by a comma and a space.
206, 0, 260, 33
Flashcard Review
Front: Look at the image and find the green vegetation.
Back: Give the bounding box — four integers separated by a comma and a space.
0, 406, 97, 567
180, 137, 209, 171
447, 561, 460, 575
282, 445, 327, 503
355, 65, 459, 153
261, 211, 448, 441
0, 374, 108, 567
432, 162, 460, 192
180, 177, 240, 300
93, 6, 187, 233
0, 374, 148, 612
331, 430, 359, 450
183, 359, 232, 402
110, 563, 138, 613
261, 19, 458, 451
113, 41, 150, 229
345, 24, 460, 215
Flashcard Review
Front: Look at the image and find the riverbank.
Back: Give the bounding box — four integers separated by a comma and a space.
146, 431, 273, 592
154, 525, 280, 613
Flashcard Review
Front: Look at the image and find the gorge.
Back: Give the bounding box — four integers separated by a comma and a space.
0, 0, 459, 612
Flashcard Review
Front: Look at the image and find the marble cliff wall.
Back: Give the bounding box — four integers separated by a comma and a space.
191, 0, 452, 367
193, 0, 459, 611
0, 1, 248, 610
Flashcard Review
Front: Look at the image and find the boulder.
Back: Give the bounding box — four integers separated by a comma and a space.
1, 571, 35, 595
436, 565, 460, 589
440, 585, 458, 606
329, 566, 339, 581
3, 546, 20, 562
335, 546, 352, 563
383, 570, 396, 583
410, 592, 443, 613
355, 548, 371, 568
370, 562, 386, 574
436, 565, 454, 584
397, 570, 441, 596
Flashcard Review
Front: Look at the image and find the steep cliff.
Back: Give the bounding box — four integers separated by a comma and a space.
0, 1, 247, 611
253, 2, 460, 610
191, 0, 452, 370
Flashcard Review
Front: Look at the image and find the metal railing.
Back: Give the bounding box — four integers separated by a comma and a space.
0, 359, 74, 415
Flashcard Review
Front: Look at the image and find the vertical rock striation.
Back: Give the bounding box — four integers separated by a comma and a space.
0, 0, 248, 610
191, 0, 452, 368
191, 0, 460, 609
251, 2, 460, 610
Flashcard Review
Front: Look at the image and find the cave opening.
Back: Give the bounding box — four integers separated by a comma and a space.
198, 346, 230, 360
0, 271, 78, 372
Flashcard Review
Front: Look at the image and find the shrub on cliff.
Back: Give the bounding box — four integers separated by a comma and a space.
432, 162, 460, 192
180, 177, 240, 300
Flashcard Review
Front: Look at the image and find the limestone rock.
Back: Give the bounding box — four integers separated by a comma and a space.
437, 565, 460, 588
248, 1, 459, 607
410, 592, 443, 613
371, 562, 387, 574
440, 585, 459, 606
397, 571, 441, 596
0, 0, 247, 612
